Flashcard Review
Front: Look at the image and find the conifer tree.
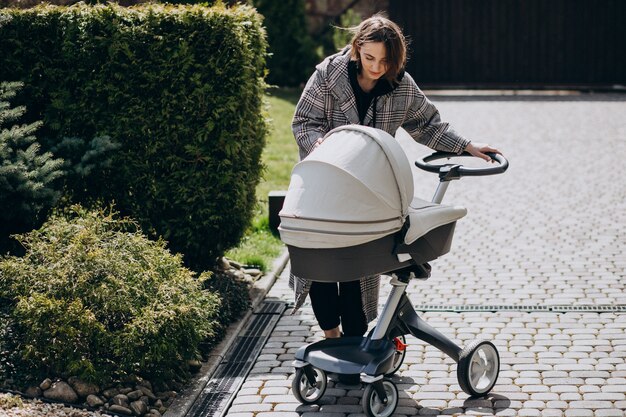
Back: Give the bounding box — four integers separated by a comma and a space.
0, 81, 64, 253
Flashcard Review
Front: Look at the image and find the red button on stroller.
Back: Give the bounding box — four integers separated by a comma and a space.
279, 125, 508, 417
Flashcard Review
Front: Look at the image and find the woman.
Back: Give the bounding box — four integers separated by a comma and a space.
290, 14, 500, 348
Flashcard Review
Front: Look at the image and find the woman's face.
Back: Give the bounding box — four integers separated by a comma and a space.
358, 42, 388, 82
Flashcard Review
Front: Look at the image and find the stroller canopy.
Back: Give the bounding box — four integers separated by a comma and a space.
279, 125, 414, 249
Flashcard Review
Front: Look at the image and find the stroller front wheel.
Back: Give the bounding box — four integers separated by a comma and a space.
292, 366, 327, 404
457, 340, 500, 396
362, 380, 398, 417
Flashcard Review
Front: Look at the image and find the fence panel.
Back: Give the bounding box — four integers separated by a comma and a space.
389, 0, 626, 88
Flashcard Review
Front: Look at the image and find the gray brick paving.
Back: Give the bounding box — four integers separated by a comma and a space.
225, 98, 626, 416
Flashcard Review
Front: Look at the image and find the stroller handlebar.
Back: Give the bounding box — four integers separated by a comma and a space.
415, 151, 509, 179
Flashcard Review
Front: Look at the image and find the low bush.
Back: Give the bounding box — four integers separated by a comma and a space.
0, 206, 222, 385
199, 270, 250, 355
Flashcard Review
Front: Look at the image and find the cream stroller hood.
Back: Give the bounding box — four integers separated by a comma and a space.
279, 125, 465, 249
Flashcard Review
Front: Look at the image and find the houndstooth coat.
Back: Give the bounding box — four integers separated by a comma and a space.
289, 48, 471, 322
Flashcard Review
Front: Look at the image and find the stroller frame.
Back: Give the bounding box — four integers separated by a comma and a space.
290, 151, 508, 417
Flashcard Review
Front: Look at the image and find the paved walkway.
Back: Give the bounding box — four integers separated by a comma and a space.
228, 96, 626, 417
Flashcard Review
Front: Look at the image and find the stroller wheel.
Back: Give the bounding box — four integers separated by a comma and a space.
362, 380, 398, 417
292, 366, 327, 404
384, 335, 407, 377
457, 340, 500, 397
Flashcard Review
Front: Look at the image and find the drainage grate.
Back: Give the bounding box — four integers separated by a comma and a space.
413, 304, 626, 313
186, 301, 286, 417
255, 300, 286, 315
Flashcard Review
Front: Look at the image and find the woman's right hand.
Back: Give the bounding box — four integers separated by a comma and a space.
465, 142, 502, 162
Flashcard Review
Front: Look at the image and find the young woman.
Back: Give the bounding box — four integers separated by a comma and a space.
290, 14, 501, 350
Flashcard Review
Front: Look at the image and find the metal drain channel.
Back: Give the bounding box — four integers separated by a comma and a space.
186, 301, 286, 417
413, 304, 626, 313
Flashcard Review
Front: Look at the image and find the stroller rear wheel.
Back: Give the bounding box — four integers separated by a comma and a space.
362, 380, 398, 417
292, 366, 327, 404
457, 340, 500, 396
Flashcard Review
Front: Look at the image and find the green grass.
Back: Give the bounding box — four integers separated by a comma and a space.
225, 87, 301, 272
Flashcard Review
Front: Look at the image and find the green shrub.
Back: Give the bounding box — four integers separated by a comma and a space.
253, 0, 318, 87
0, 81, 64, 254
0, 3, 269, 271
0, 308, 20, 385
47, 135, 121, 204
332, 8, 361, 52
0, 206, 221, 384
0, 394, 23, 409
199, 270, 250, 355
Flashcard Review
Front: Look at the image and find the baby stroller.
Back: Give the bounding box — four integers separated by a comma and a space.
279, 125, 508, 417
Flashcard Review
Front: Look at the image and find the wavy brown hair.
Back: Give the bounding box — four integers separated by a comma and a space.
349, 14, 407, 83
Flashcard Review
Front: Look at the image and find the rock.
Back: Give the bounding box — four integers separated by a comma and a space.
39, 378, 52, 390
102, 388, 119, 399
119, 387, 133, 395
130, 399, 148, 416
233, 270, 245, 280
43, 381, 78, 403
109, 404, 133, 415
136, 386, 156, 402
149, 410, 162, 417
151, 381, 169, 393
169, 380, 183, 391
86, 394, 104, 407
24, 386, 42, 398
136, 379, 153, 392
187, 359, 202, 373
122, 375, 141, 385
154, 399, 163, 408
127, 389, 143, 401
243, 268, 262, 277
156, 390, 177, 401
228, 259, 242, 269
68, 376, 100, 398
112, 393, 130, 407
218, 257, 231, 270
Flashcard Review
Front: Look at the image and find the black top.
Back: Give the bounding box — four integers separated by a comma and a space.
347, 60, 398, 127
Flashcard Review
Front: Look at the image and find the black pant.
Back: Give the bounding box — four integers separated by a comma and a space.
309, 280, 367, 337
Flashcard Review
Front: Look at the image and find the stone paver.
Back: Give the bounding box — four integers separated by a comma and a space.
225, 98, 626, 416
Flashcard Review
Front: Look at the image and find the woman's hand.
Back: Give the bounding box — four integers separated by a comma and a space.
465, 142, 502, 162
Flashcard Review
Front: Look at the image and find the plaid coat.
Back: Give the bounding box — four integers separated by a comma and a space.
289, 48, 471, 322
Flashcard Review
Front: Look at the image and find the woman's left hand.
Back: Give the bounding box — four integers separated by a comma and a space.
465, 142, 503, 162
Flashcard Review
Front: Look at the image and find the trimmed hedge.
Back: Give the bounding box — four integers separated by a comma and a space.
0, 3, 268, 271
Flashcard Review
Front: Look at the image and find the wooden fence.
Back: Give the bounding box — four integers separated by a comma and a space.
388, 0, 626, 88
